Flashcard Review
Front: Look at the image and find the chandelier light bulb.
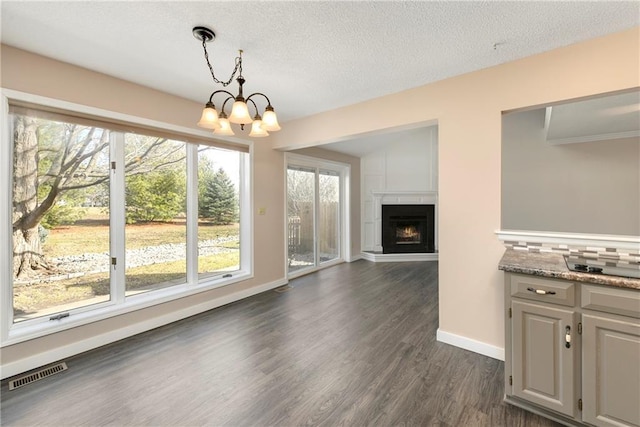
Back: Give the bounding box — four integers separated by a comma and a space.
249, 116, 269, 137
261, 107, 281, 131
214, 113, 235, 136
229, 100, 253, 124
197, 103, 220, 129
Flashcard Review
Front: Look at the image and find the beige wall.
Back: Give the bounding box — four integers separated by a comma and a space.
0, 45, 286, 369
502, 108, 640, 235
270, 27, 640, 353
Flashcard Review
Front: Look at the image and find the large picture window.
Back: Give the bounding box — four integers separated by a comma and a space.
2, 94, 251, 344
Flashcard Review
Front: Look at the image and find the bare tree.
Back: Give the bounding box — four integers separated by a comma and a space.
11, 114, 185, 278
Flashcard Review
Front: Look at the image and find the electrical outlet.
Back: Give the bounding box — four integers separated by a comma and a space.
258, 207, 266, 215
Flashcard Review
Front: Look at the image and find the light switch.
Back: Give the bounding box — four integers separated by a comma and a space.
258, 207, 266, 215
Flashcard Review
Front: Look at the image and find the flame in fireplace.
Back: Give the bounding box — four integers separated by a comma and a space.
396, 225, 421, 242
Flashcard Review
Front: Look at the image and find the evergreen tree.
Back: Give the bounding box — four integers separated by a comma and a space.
126, 169, 186, 223
199, 167, 238, 224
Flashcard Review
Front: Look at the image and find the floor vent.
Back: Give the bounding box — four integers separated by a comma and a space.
9, 362, 68, 390
274, 285, 293, 293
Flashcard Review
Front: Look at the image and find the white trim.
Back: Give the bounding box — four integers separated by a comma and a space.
436, 329, 505, 361
111, 133, 126, 304
547, 130, 640, 145
186, 144, 199, 285
348, 254, 363, 262
371, 191, 438, 252
342, 166, 352, 264
241, 146, 254, 275
360, 252, 438, 262
371, 190, 438, 200
1, 277, 287, 380
495, 230, 640, 251
0, 94, 13, 343
5, 271, 253, 346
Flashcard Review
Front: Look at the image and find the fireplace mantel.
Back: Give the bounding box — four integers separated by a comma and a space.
372, 191, 438, 205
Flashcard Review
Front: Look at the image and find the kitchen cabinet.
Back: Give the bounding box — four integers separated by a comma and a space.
512, 300, 577, 417
581, 284, 640, 427
504, 273, 640, 427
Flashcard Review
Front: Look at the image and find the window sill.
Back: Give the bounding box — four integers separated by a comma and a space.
2, 271, 252, 347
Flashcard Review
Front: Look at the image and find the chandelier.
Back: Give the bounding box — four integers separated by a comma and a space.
193, 26, 281, 137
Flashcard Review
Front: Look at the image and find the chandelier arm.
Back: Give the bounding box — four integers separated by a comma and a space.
208, 89, 236, 104
247, 98, 259, 116
245, 92, 273, 108
201, 38, 241, 87
220, 96, 235, 112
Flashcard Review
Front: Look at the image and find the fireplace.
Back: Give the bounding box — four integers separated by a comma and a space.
382, 204, 435, 254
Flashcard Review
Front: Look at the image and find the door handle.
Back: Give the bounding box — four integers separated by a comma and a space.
527, 287, 556, 295
565, 326, 571, 349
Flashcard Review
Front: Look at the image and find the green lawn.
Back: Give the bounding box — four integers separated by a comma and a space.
16, 214, 241, 320
14, 252, 240, 318
44, 221, 239, 257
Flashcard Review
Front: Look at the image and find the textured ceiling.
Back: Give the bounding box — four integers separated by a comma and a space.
1, 1, 639, 155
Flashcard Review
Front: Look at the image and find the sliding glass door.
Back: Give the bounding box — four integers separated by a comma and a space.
287, 166, 316, 274
287, 156, 348, 277
318, 170, 340, 264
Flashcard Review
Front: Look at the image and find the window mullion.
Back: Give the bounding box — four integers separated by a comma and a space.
186, 144, 198, 285
314, 168, 320, 267
1, 95, 13, 340
110, 132, 126, 303
239, 150, 251, 273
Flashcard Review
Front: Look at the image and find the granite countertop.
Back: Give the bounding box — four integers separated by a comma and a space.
498, 248, 640, 290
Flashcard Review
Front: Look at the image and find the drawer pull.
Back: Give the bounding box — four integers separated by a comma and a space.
565, 326, 571, 349
526, 287, 556, 295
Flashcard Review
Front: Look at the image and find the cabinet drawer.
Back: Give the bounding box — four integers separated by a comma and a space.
582, 284, 640, 319
510, 274, 575, 307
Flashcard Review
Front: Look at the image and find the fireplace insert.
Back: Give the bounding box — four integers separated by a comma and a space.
382, 204, 435, 254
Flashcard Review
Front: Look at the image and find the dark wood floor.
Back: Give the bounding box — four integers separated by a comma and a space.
1, 260, 560, 426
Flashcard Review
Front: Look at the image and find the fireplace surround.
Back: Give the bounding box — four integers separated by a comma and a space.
382, 204, 435, 254
362, 190, 438, 261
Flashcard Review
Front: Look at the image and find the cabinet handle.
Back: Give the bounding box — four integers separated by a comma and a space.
526, 287, 556, 295
565, 326, 571, 349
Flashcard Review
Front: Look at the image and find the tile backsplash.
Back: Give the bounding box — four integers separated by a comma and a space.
497, 231, 640, 266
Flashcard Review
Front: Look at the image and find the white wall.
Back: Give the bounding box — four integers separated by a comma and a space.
361, 126, 438, 251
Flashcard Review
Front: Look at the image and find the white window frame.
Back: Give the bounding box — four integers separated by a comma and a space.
0, 89, 254, 346
285, 153, 351, 279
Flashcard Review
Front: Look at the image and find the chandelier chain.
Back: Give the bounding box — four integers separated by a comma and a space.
201, 38, 241, 87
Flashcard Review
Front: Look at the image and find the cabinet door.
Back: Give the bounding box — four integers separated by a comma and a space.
583, 314, 640, 427
512, 300, 577, 418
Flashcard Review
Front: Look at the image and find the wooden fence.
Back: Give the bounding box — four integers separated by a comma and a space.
288, 201, 339, 255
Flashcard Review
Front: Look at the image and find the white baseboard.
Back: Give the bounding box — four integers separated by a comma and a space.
1, 277, 288, 380
361, 252, 438, 262
348, 254, 363, 262
437, 328, 504, 361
